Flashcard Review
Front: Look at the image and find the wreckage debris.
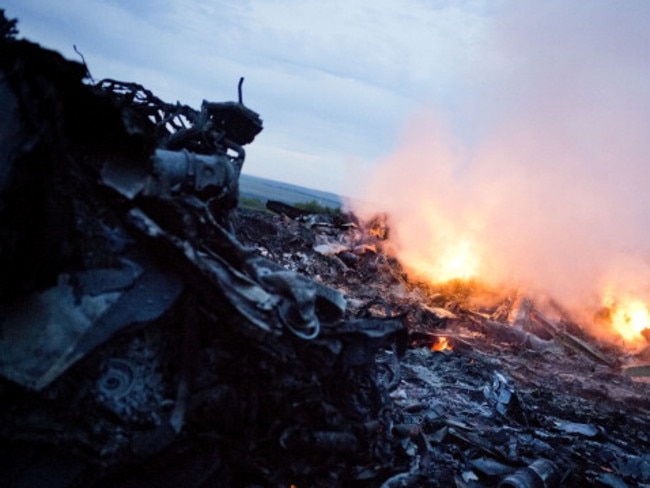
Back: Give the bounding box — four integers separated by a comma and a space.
498, 459, 562, 488
2, 15, 650, 487
0, 30, 405, 488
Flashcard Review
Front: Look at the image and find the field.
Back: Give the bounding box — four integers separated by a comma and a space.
239, 173, 343, 209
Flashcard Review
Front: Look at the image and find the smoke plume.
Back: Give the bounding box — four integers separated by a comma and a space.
353, 1, 650, 332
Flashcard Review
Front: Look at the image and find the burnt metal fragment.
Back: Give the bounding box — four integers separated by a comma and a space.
498, 459, 561, 488
483, 372, 528, 424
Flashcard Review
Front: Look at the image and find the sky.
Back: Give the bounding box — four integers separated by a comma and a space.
2, 0, 490, 196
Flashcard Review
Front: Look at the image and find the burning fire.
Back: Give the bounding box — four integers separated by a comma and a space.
393, 202, 486, 285
431, 336, 452, 352
601, 293, 650, 346
349, 0, 650, 353
404, 237, 480, 284
356, 189, 650, 350
371, 196, 650, 350
397, 219, 650, 350
593, 263, 650, 349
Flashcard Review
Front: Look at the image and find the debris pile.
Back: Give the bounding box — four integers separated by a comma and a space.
240, 199, 650, 488
2, 29, 650, 488
0, 36, 404, 487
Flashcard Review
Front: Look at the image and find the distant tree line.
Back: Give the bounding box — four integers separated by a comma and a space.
239, 197, 268, 211
293, 199, 341, 215
238, 197, 341, 215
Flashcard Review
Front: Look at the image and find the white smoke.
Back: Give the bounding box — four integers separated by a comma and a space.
353, 1, 650, 330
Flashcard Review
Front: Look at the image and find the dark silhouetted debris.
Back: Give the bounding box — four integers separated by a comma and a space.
498, 459, 561, 488
0, 35, 404, 488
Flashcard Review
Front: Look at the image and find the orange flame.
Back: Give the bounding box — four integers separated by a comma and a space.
601, 293, 650, 348
431, 336, 452, 352
402, 236, 481, 284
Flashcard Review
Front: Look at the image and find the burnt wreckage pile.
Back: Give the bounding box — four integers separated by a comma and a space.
2, 37, 650, 488
236, 206, 650, 487
0, 38, 403, 487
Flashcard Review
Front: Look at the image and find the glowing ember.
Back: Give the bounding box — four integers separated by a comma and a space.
431, 336, 452, 352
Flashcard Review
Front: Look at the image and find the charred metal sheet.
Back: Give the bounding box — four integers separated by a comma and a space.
498, 459, 562, 488
71, 265, 184, 357
0, 278, 121, 390
72, 261, 142, 296
0, 264, 182, 390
